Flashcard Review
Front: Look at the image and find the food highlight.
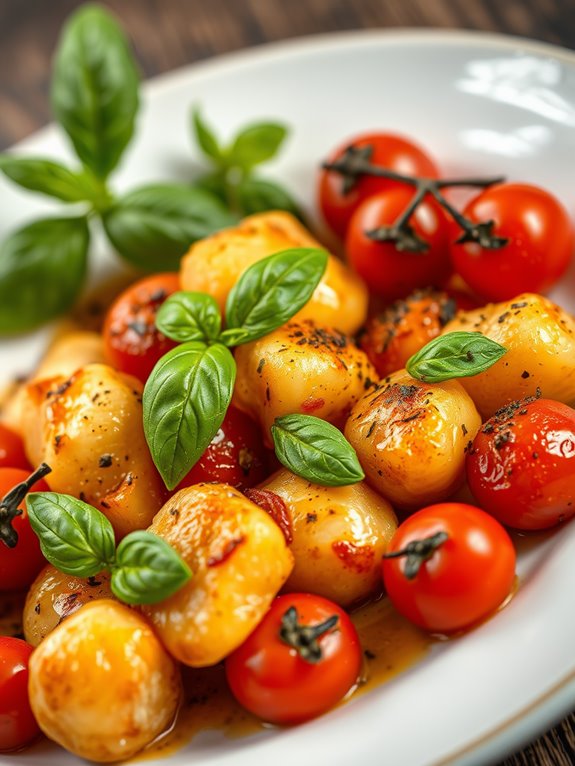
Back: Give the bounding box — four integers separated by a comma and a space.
0, 3, 575, 764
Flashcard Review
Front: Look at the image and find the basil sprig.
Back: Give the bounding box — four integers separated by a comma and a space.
407, 331, 507, 383
0, 5, 239, 334
144, 247, 328, 489
191, 108, 302, 219
27, 492, 191, 605
271, 414, 365, 486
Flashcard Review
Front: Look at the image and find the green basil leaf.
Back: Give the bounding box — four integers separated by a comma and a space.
111, 530, 191, 605
225, 248, 328, 344
0, 156, 107, 205
407, 331, 507, 383
0, 216, 89, 334
156, 291, 221, 343
237, 176, 303, 219
192, 109, 223, 164
229, 123, 288, 171
143, 341, 236, 489
51, 4, 139, 178
271, 414, 365, 487
103, 184, 237, 271
26, 492, 116, 577
195, 172, 228, 205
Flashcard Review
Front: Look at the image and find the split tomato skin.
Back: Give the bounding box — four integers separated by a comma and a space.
225, 593, 362, 725
449, 183, 574, 302
103, 273, 180, 383
382, 503, 516, 634
0, 637, 40, 752
175, 406, 269, 491
467, 398, 575, 530
345, 188, 452, 301
0, 468, 50, 592
318, 132, 439, 238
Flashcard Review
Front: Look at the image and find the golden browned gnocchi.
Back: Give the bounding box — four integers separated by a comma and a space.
143, 483, 294, 666
179, 210, 369, 334
23, 565, 114, 647
258, 469, 397, 606
345, 369, 482, 509
29, 600, 182, 763
234, 319, 377, 444
19, 363, 165, 538
442, 293, 575, 417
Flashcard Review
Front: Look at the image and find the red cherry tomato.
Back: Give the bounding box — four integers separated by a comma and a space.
103, 273, 180, 383
176, 407, 268, 491
0, 468, 50, 591
346, 188, 452, 301
450, 183, 574, 302
382, 503, 516, 633
0, 425, 29, 471
0, 637, 40, 751
225, 593, 362, 724
319, 132, 439, 238
467, 398, 575, 530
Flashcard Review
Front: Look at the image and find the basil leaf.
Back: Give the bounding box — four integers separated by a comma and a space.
230, 123, 288, 171
112, 530, 191, 605
0, 156, 107, 205
0, 216, 89, 334
192, 109, 223, 164
103, 184, 237, 271
143, 342, 236, 489
156, 291, 221, 343
51, 4, 139, 178
225, 248, 328, 344
26, 492, 115, 577
271, 414, 365, 487
407, 331, 507, 383
237, 176, 302, 219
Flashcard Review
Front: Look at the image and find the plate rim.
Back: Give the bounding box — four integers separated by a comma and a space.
3, 26, 575, 766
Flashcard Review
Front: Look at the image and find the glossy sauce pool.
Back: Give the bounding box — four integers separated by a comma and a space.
137, 596, 433, 761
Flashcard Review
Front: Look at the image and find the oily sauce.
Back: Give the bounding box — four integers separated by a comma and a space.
137, 596, 432, 761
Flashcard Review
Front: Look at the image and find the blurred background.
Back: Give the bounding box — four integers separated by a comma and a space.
1, 0, 574, 148
0, 1, 574, 764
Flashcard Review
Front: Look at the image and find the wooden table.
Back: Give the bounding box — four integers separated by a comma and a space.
1, 1, 574, 764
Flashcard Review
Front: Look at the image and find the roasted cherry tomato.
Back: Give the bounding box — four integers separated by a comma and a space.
103, 273, 180, 382
176, 407, 268, 491
0, 637, 39, 751
450, 183, 574, 302
319, 132, 439, 238
225, 593, 362, 724
0, 424, 29, 471
467, 397, 575, 530
0, 467, 50, 591
360, 289, 459, 378
382, 503, 516, 633
346, 188, 452, 301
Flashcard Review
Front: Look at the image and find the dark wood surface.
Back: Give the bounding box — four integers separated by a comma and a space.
1, 1, 574, 764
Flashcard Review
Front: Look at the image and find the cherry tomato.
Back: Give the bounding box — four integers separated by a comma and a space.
467, 398, 575, 530
225, 593, 362, 724
0, 468, 50, 591
0, 637, 39, 751
319, 132, 439, 238
176, 407, 268, 491
450, 183, 574, 302
103, 273, 180, 383
0, 424, 29, 471
346, 188, 452, 301
382, 503, 516, 633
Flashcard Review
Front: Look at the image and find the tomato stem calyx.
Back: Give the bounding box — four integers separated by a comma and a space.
383, 530, 448, 580
0, 463, 52, 548
322, 145, 509, 252
279, 605, 339, 664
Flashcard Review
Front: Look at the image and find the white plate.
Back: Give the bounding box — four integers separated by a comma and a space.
3, 29, 575, 766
